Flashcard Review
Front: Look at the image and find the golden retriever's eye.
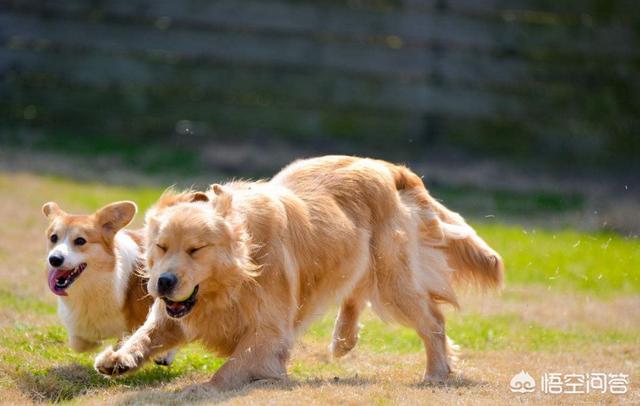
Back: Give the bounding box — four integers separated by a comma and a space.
74, 237, 86, 246
50, 234, 58, 243
188, 246, 207, 256
156, 244, 167, 253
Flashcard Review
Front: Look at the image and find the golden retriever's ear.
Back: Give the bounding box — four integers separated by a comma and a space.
189, 192, 209, 203
211, 184, 232, 217
96, 201, 137, 242
42, 202, 65, 220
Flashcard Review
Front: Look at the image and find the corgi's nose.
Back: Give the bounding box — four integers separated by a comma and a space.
49, 254, 64, 267
157, 272, 178, 296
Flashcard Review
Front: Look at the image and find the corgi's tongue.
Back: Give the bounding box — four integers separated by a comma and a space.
48, 268, 71, 296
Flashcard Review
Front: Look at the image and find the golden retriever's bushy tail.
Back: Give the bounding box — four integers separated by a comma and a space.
389, 164, 504, 290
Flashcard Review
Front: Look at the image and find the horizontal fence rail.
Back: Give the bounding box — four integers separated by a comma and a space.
0, 0, 638, 164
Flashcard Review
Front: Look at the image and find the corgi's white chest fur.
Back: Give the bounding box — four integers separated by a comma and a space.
57, 232, 139, 342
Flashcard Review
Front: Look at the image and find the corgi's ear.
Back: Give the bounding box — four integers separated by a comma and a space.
211, 184, 232, 217
42, 202, 65, 220
96, 201, 137, 242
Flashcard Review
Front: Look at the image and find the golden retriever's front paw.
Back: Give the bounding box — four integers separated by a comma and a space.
94, 346, 139, 377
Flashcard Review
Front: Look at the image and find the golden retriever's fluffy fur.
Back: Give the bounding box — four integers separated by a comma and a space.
95, 155, 503, 390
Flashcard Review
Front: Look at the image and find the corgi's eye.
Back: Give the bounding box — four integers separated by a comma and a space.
74, 237, 86, 246
188, 246, 207, 256
156, 244, 167, 253
50, 234, 58, 243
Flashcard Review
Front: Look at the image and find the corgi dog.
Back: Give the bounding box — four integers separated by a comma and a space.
95, 156, 503, 390
42, 201, 176, 365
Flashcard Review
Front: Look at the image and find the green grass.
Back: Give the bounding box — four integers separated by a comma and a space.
2, 308, 636, 402
1, 319, 634, 402
0, 324, 225, 402
477, 224, 640, 294
306, 310, 638, 354
0, 290, 56, 316
32, 176, 166, 214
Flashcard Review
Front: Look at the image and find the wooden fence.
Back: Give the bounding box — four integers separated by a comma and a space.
1, 0, 638, 165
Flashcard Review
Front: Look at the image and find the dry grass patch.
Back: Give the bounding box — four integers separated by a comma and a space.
459, 286, 640, 332
72, 342, 639, 405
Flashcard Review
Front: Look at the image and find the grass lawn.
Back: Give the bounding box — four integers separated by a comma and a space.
0, 172, 638, 404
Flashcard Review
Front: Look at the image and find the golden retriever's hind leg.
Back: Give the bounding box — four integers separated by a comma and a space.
421, 301, 451, 383
330, 289, 368, 358
373, 284, 451, 383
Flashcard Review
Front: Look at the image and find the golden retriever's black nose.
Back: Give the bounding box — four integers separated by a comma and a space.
49, 254, 64, 267
157, 272, 177, 296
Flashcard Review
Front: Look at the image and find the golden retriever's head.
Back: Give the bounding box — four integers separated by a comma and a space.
42, 201, 137, 296
144, 186, 258, 319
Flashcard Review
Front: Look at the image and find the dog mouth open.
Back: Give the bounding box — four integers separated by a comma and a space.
162, 285, 199, 318
48, 263, 87, 296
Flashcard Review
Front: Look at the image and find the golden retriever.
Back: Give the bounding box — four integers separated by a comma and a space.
95, 155, 503, 389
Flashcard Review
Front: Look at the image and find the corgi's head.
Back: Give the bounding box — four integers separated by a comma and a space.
42, 201, 137, 296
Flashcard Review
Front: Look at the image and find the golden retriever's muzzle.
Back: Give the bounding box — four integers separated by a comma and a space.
161, 285, 199, 318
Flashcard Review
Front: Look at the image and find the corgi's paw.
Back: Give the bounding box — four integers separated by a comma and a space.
94, 346, 140, 377
154, 349, 177, 366
154, 357, 171, 366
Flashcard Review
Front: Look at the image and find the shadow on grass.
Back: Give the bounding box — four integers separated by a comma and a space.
13, 362, 182, 403
117, 375, 374, 405
118, 373, 484, 405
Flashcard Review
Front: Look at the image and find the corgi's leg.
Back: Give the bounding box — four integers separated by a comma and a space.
95, 301, 185, 376
69, 335, 99, 352
154, 349, 178, 366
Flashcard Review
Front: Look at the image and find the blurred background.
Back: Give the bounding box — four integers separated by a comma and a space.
0, 0, 638, 232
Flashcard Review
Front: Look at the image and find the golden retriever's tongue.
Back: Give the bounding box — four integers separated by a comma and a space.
48, 268, 70, 296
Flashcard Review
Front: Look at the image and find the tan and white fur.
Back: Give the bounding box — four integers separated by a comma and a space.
43, 201, 177, 364
94, 156, 504, 390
